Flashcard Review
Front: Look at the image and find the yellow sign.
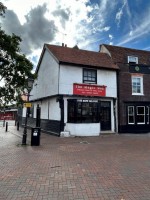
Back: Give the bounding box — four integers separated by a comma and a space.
24, 103, 32, 108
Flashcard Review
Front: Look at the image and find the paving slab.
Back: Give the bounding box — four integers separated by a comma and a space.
0, 125, 150, 199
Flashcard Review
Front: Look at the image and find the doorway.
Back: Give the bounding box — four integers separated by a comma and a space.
100, 101, 111, 131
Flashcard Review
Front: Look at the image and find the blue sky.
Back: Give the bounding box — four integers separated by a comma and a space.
1, 0, 150, 67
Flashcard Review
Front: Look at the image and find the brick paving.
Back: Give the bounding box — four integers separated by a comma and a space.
0, 124, 150, 199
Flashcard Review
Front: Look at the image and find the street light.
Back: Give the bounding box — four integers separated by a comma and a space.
22, 78, 34, 145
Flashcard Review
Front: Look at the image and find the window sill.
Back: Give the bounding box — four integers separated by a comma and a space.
132, 93, 144, 96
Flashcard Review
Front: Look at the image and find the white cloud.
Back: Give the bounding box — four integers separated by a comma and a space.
109, 34, 113, 40
129, 31, 133, 36
143, 46, 150, 50
103, 27, 110, 32
2, 0, 115, 54
118, 7, 150, 46
115, 0, 127, 27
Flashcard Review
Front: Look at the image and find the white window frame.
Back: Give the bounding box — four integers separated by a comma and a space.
131, 76, 143, 95
136, 106, 145, 124
128, 106, 135, 124
128, 56, 138, 64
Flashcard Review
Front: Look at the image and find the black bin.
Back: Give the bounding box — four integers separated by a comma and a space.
31, 127, 41, 146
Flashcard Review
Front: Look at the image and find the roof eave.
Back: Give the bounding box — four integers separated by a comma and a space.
59, 61, 119, 70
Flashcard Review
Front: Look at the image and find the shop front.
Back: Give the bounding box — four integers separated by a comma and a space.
62, 83, 116, 136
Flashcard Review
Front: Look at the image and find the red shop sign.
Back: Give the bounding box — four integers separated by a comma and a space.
73, 83, 106, 97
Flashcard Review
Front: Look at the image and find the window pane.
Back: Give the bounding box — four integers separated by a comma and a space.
137, 86, 141, 93
128, 56, 138, 64
137, 115, 145, 124
129, 116, 134, 123
132, 76, 142, 94
128, 106, 135, 124
68, 101, 75, 122
84, 71, 87, 76
137, 106, 144, 115
88, 71, 91, 76
77, 102, 82, 122
68, 100, 99, 123
137, 106, 145, 124
83, 69, 97, 83
129, 107, 134, 115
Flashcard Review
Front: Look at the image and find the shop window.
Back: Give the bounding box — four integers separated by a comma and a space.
83, 69, 97, 84
132, 76, 143, 95
68, 99, 99, 123
136, 106, 145, 124
128, 106, 135, 124
68, 100, 76, 123
128, 56, 138, 64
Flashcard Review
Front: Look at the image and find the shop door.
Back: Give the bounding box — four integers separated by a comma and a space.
100, 101, 111, 131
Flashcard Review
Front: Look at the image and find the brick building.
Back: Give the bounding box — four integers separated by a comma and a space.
100, 44, 150, 133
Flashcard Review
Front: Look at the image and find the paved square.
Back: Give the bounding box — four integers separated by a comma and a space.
0, 125, 150, 199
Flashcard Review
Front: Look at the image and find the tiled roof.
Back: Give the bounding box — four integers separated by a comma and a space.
101, 44, 150, 65
45, 44, 118, 70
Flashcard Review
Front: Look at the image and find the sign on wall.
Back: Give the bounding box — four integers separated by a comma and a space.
24, 103, 32, 108
129, 64, 150, 74
73, 83, 106, 97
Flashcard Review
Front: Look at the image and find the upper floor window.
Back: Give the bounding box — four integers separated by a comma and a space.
83, 69, 97, 84
128, 56, 138, 64
132, 76, 143, 95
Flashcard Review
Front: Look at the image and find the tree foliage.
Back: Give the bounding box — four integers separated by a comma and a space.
0, 3, 34, 106
0, 2, 6, 16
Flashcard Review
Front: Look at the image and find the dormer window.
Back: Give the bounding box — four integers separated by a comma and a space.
128, 56, 138, 64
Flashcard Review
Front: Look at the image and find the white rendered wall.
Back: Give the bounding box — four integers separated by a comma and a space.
30, 50, 59, 101
64, 123, 100, 136
27, 97, 60, 120
59, 64, 117, 98
59, 65, 82, 95
97, 70, 117, 97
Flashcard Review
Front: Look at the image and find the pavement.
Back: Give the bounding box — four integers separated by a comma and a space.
0, 123, 150, 200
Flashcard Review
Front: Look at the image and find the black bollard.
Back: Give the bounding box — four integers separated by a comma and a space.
5, 122, 8, 132
36, 104, 41, 127
17, 121, 19, 131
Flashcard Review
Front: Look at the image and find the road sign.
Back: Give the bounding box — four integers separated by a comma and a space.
24, 103, 32, 108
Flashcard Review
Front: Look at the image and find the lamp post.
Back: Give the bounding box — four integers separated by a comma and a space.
22, 78, 34, 145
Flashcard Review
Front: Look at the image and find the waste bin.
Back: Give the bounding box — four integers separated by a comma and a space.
31, 127, 41, 146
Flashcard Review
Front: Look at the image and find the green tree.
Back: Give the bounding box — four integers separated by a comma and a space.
0, 2, 6, 16
0, 2, 34, 106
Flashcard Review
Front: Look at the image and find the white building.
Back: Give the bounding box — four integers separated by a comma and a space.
23, 44, 118, 137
